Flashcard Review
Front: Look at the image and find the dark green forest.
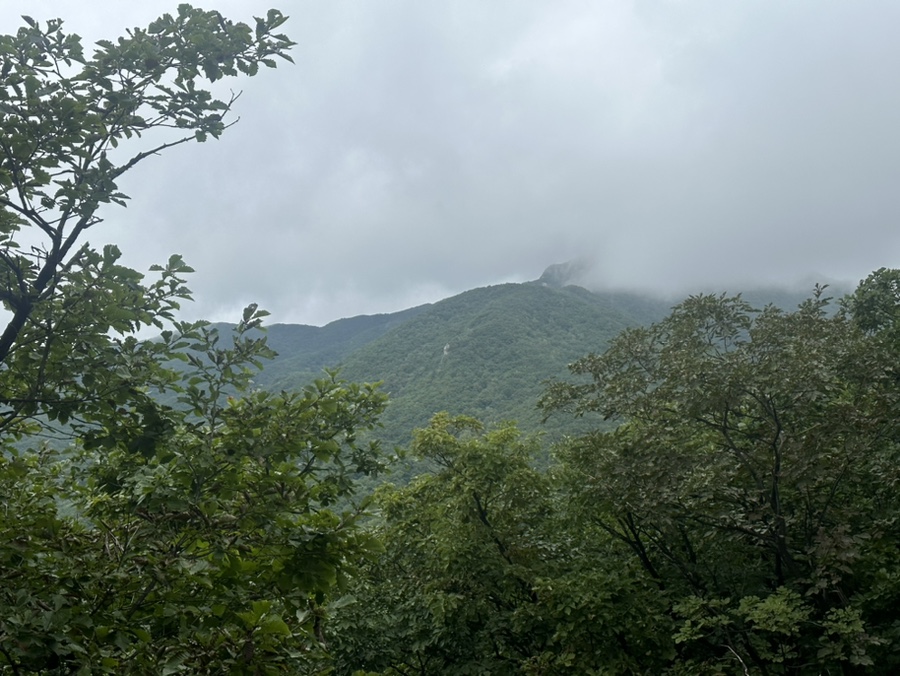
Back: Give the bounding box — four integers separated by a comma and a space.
2, 8, 900, 675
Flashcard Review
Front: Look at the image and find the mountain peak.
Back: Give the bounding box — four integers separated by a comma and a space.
537, 258, 595, 288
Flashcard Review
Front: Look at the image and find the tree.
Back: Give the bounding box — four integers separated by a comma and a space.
542, 286, 900, 673
0, 5, 294, 435
329, 414, 554, 675
0, 8, 391, 673
0, 314, 388, 672
329, 413, 672, 675
844, 267, 900, 335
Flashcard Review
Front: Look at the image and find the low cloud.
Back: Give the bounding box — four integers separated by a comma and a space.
2, 1, 897, 325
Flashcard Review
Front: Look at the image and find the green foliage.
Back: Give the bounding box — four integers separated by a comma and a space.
329, 414, 673, 675
0, 5, 294, 428
0, 8, 395, 673
1, 311, 388, 673
543, 285, 900, 672
330, 414, 554, 674
844, 267, 900, 334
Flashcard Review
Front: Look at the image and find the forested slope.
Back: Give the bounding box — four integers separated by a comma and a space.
238, 279, 822, 450
173, 277, 833, 486
333, 282, 672, 448
250, 305, 430, 389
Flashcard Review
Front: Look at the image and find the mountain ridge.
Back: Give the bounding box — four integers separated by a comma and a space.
218, 265, 842, 450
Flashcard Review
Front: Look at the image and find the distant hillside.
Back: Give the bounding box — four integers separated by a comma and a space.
328, 282, 674, 449
238, 305, 430, 390
209, 268, 834, 454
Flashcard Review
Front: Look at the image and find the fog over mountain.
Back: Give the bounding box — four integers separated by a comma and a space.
2, 1, 897, 325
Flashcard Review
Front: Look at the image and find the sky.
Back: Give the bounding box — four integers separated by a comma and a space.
2, 1, 899, 326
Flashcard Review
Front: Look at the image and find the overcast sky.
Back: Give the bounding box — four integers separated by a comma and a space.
3, 1, 899, 326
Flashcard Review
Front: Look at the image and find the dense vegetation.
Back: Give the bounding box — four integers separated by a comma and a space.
216, 282, 821, 453
251, 306, 431, 393
327, 278, 900, 674
335, 283, 672, 449
0, 8, 384, 671
2, 8, 899, 675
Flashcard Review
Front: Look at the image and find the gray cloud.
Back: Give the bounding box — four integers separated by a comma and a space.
2, 1, 898, 324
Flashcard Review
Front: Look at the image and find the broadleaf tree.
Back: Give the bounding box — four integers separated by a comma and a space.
0, 5, 294, 434
329, 413, 673, 675
0, 8, 391, 674
542, 286, 900, 672
330, 414, 557, 675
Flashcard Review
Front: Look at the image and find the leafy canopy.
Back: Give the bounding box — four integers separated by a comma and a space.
542, 285, 900, 672
0, 6, 293, 435
0, 8, 392, 673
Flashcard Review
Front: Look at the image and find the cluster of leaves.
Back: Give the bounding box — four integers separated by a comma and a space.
328, 414, 672, 675
1, 309, 387, 672
541, 282, 900, 671
330, 414, 556, 674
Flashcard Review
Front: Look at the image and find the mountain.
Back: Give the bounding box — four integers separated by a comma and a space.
336, 282, 674, 449
224, 267, 837, 454
249, 305, 430, 390
251, 281, 674, 450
